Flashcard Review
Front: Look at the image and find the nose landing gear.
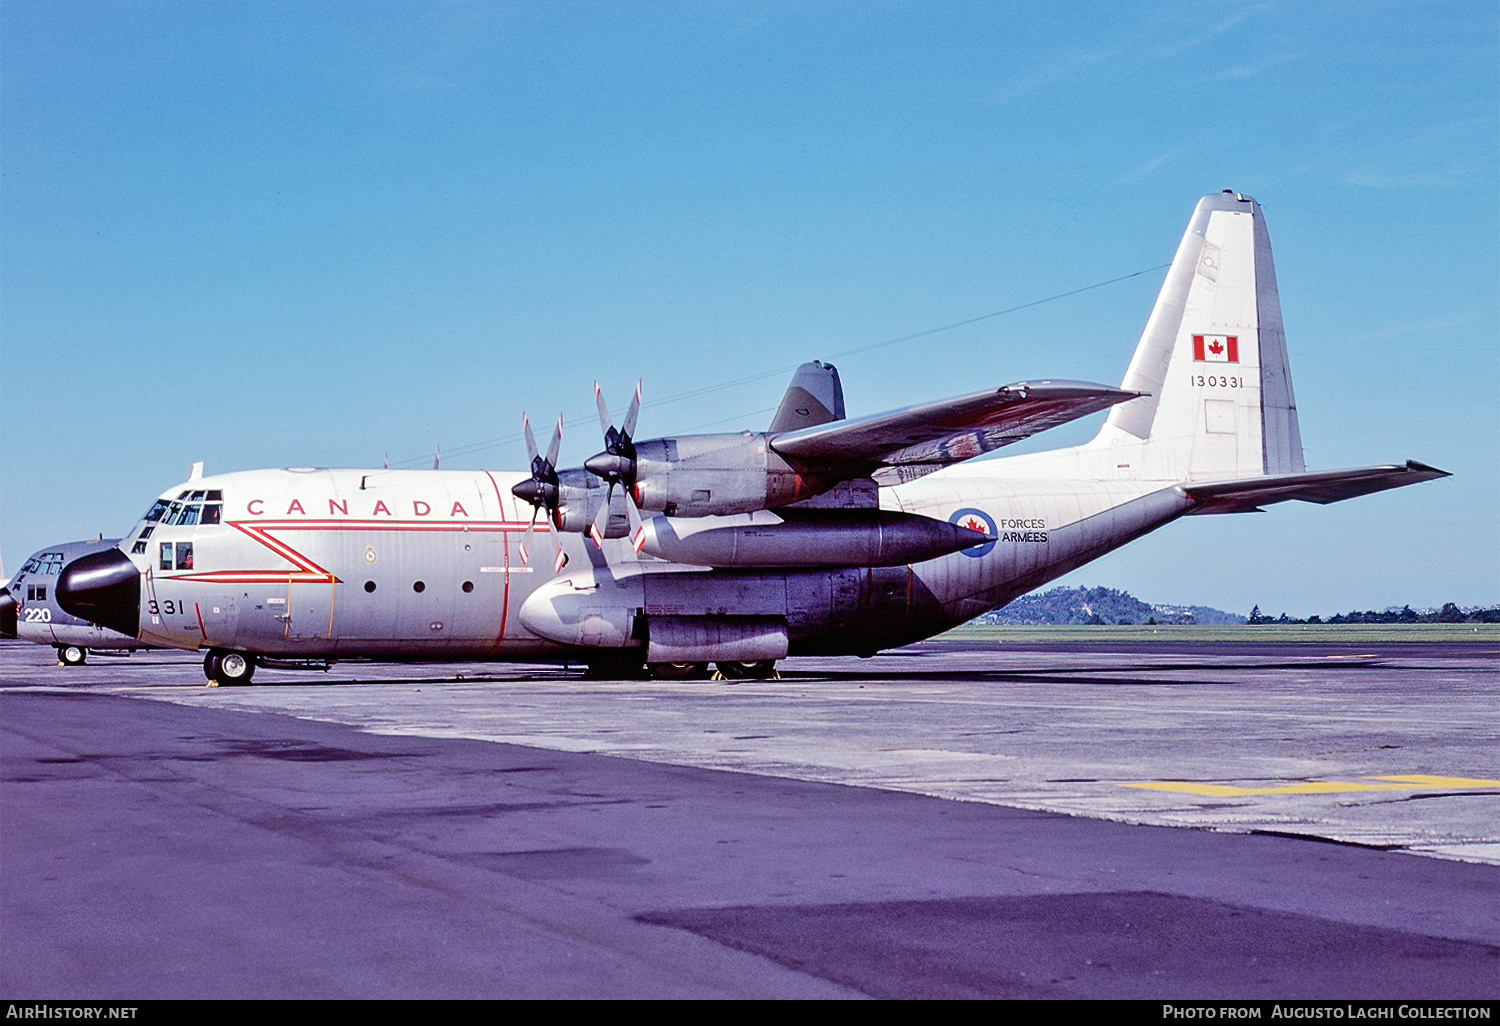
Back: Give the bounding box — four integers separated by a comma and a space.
204, 649, 257, 686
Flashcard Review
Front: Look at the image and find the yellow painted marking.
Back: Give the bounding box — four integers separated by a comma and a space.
1120, 774, 1500, 797
1371, 774, 1500, 788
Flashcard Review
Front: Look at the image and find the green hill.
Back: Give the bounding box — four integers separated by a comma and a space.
978, 586, 1244, 626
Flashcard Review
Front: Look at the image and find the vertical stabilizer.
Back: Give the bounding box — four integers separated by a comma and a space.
1097, 192, 1304, 480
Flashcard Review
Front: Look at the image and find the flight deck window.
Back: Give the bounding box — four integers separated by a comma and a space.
190, 490, 206, 501
201, 504, 221, 525
160, 543, 173, 570
206, 490, 222, 501
37, 552, 65, 575
176, 543, 193, 570
138, 525, 154, 539
144, 500, 170, 523
132, 541, 147, 555
179, 505, 200, 527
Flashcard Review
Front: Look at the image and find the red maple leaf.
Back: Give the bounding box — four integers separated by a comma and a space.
964, 518, 985, 533
1208, 339, 1224, 355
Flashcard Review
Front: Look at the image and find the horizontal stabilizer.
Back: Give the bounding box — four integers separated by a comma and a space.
1180, 461, 1450, 514
772, 380, 1140, 485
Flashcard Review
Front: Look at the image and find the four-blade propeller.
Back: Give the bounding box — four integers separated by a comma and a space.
584, 380, 645, 549
511, 413, 566, 571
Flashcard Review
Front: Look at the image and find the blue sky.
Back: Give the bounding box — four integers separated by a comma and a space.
3, 1, 1496, 616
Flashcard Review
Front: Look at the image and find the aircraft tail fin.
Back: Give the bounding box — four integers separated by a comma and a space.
769, 361, 845, 434
1095, 191, 1305, 481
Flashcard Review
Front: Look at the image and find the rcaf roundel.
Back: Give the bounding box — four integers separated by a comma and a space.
1192, 334, 1239, 363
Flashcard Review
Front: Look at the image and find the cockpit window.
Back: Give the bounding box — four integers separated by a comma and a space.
144, 500, 171, 523
177, 490, 191, 500
206, 490, 223, 501
201, 504, 222, 525
22, 552, 67, 576
159, 542, 194, 571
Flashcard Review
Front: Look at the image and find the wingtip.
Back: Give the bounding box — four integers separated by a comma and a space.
1405, 460, 1452, 478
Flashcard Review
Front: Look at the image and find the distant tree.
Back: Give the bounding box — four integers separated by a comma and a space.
1249, 604, 1261, 621
1436, 602, 1465, 623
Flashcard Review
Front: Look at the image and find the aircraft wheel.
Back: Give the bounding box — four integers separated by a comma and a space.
211, 651, 257, 687
648, 661, 710, 680
203, 650, 222, 681
57, 645, 87, 666
715, 659, 778, 681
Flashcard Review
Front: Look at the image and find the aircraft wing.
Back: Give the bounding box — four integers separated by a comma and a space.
770, 380, 1140, 485
1180, 461, 1451, 515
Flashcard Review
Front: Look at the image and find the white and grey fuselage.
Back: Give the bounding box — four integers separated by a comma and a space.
50, 194, 1445, 671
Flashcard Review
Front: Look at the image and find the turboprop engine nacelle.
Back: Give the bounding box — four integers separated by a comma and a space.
549, 469, 631, 538
635, 510, 993, 568
624, 433, 834, 517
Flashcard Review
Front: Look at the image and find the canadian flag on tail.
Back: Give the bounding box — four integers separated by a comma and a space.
1193, 334, 1239, 363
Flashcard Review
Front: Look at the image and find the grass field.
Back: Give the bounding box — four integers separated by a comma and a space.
939, 623, 1500, 644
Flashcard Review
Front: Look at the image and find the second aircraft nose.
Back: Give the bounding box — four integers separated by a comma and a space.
0, 587, 17, 639
56, 548, 141, 637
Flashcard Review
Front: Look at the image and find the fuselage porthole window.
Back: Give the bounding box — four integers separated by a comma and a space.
461, 581, 474, 593
364, 581, 377, 593
413, 581, 426, 593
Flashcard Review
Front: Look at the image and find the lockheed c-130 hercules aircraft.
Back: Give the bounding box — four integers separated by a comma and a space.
54, 192, 1447, 685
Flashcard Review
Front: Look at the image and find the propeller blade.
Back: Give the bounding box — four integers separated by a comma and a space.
522, 414, 540, 464
621, 379, 642, 440
594, 381, 613, 439
589, 482, 613, 548
544, 414, 563, 470
519, 506, 540, 565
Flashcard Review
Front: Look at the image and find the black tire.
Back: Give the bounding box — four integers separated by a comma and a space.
211, 651, 256, 687
203, 650, 222, 681
715, 659, 777, 680
648, 661, 710, 680
57, 645, 87, 666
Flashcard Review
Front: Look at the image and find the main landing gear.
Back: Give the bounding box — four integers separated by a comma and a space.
712, 660, 780, 681
590, 657, 781, 681
56, 645, 87, 666
203, 649, 257, 687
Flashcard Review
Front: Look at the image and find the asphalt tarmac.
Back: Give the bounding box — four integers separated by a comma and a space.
2, 638, 1496, 999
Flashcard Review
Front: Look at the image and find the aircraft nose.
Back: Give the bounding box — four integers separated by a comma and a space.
0, 587, 16, 639
56, 548, 141, 637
